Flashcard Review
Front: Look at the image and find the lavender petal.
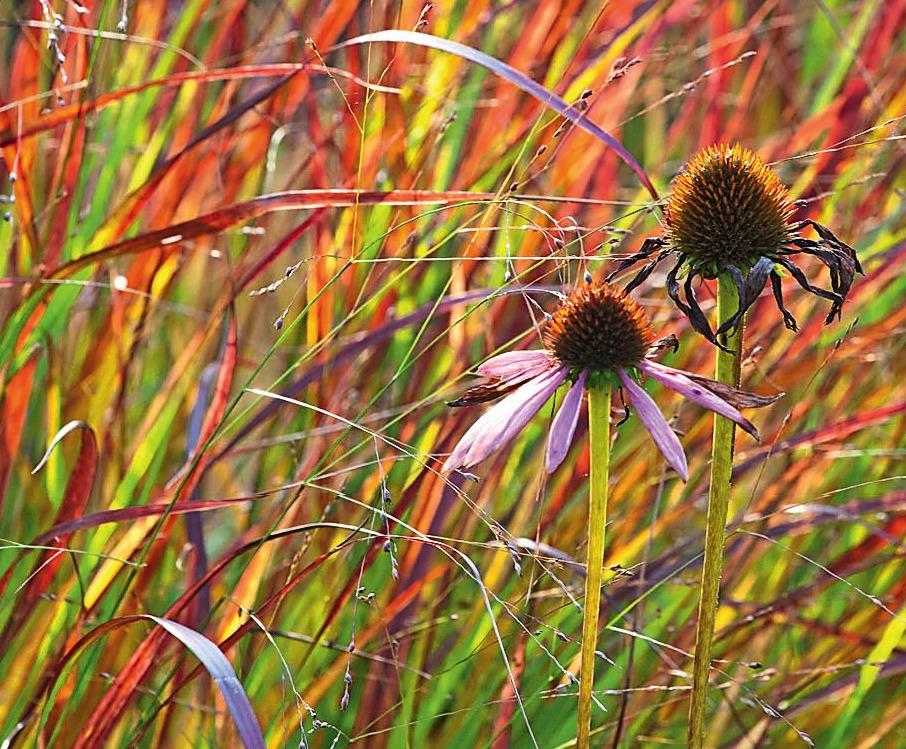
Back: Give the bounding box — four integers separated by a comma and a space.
545, 370, 588, 472
444, 367, 568, 472
475, 350, 554, 380
618, 368, 689, 481
638, 360, 759, 440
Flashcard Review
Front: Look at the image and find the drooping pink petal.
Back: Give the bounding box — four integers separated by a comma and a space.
444, 366, 568, 472
617, 368, 688, 481
637, 360, 758, 439
475, 350, 554, 380
545, 370, 587, 473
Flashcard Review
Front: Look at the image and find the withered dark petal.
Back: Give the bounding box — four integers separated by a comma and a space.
615, 387, 631, 427
684, 373, 784, 409
769, 271, 799, 331
446, 380, 524, 407
716, 257, 775, 336
604, 237, 667, 284
624, 249, 672, 293
775, 257, 843, 310
667, 261, 721, 349
798, 219, 863, 274
685, 267, 733, 351
647, 334, 680, 356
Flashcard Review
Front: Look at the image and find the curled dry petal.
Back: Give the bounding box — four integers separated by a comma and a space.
617, 368, 689, 481
682, 372, 784, 409
444, 366, 568, 472
638, 360, 766, 439
545, 370, 587, 472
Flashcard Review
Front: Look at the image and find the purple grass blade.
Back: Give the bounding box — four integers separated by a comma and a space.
335, 31, 658, 200
444, 367, 568, 471
475, 349, 553, 380
638, 360, 758, 439
545, 370, 587, 472
148, 616, 265, 749
618, 368, 689, 481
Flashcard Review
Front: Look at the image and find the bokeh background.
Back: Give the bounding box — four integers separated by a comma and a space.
0, 1, 903, 747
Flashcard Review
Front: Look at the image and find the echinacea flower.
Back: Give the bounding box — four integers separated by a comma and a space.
606, 144, 862, 346
443, 283, 779, 478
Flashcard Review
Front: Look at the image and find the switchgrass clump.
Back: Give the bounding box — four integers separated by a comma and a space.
0, 3, 901, 749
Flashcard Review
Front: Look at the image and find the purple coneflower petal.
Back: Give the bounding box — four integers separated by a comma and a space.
617, 368, 689, 481
444, 366, 568, 472
475, 350, 554, 380
638, 360, 758, 439
545, 370, 588, 473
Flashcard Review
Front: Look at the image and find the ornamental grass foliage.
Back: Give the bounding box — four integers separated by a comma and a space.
0, 3, 903, 749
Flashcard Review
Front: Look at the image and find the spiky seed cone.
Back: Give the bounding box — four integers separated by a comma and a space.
665, 144, 795, 268
544, 282, 655, 372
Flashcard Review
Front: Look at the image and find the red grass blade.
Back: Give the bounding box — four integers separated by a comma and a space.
48, 190, 495, 278
40, 614, 264, 749
0, 64, 343, 148
0, 421, 96, 636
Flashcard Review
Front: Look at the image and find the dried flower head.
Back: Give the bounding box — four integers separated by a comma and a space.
443, 282, 780, 477
665, 145, 795, 268
608, 144, 862, 346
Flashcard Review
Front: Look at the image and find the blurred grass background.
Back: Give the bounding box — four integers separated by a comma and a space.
0, 0, 904, 746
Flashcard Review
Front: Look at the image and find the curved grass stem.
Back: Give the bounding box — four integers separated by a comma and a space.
688, 275, 743, 748
578, 384, 611, 749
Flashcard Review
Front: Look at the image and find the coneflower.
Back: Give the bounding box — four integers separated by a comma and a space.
442, 281, 779, 749
608, 144, 861, 346
444, 282, 776, 479
606, 144, 858, 749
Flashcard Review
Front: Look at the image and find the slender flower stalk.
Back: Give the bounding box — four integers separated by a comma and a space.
577, 383, 610, 749
442, 282, 779, 745
688, 276, 742, 749
607, 144, 858, 747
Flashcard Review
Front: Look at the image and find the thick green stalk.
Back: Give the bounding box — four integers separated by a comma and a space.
578, 384, 611, 749
688, 276, 743, 748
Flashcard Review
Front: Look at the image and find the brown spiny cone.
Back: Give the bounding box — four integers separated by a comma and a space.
544, 282, 655, 372
665, 144, 796, 268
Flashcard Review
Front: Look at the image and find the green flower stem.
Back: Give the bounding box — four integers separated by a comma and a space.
578, 384, 611, 749
688, 275, 743, 748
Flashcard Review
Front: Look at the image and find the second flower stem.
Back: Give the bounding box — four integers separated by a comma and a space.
688, 275, 743, 748
578, 384, 611, 749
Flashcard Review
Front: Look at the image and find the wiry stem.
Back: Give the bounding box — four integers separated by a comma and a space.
688, 275, 743, 748
578, 384, 611, 749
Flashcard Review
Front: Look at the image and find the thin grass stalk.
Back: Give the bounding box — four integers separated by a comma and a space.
688, 275, 743, 748
577, 384, 611, 749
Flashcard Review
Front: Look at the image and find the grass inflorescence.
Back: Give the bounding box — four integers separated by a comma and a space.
0, 2, 903, 748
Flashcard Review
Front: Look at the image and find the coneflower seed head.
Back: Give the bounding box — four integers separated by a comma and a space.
665, 144, 795, 268
544, 282, 654, 372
